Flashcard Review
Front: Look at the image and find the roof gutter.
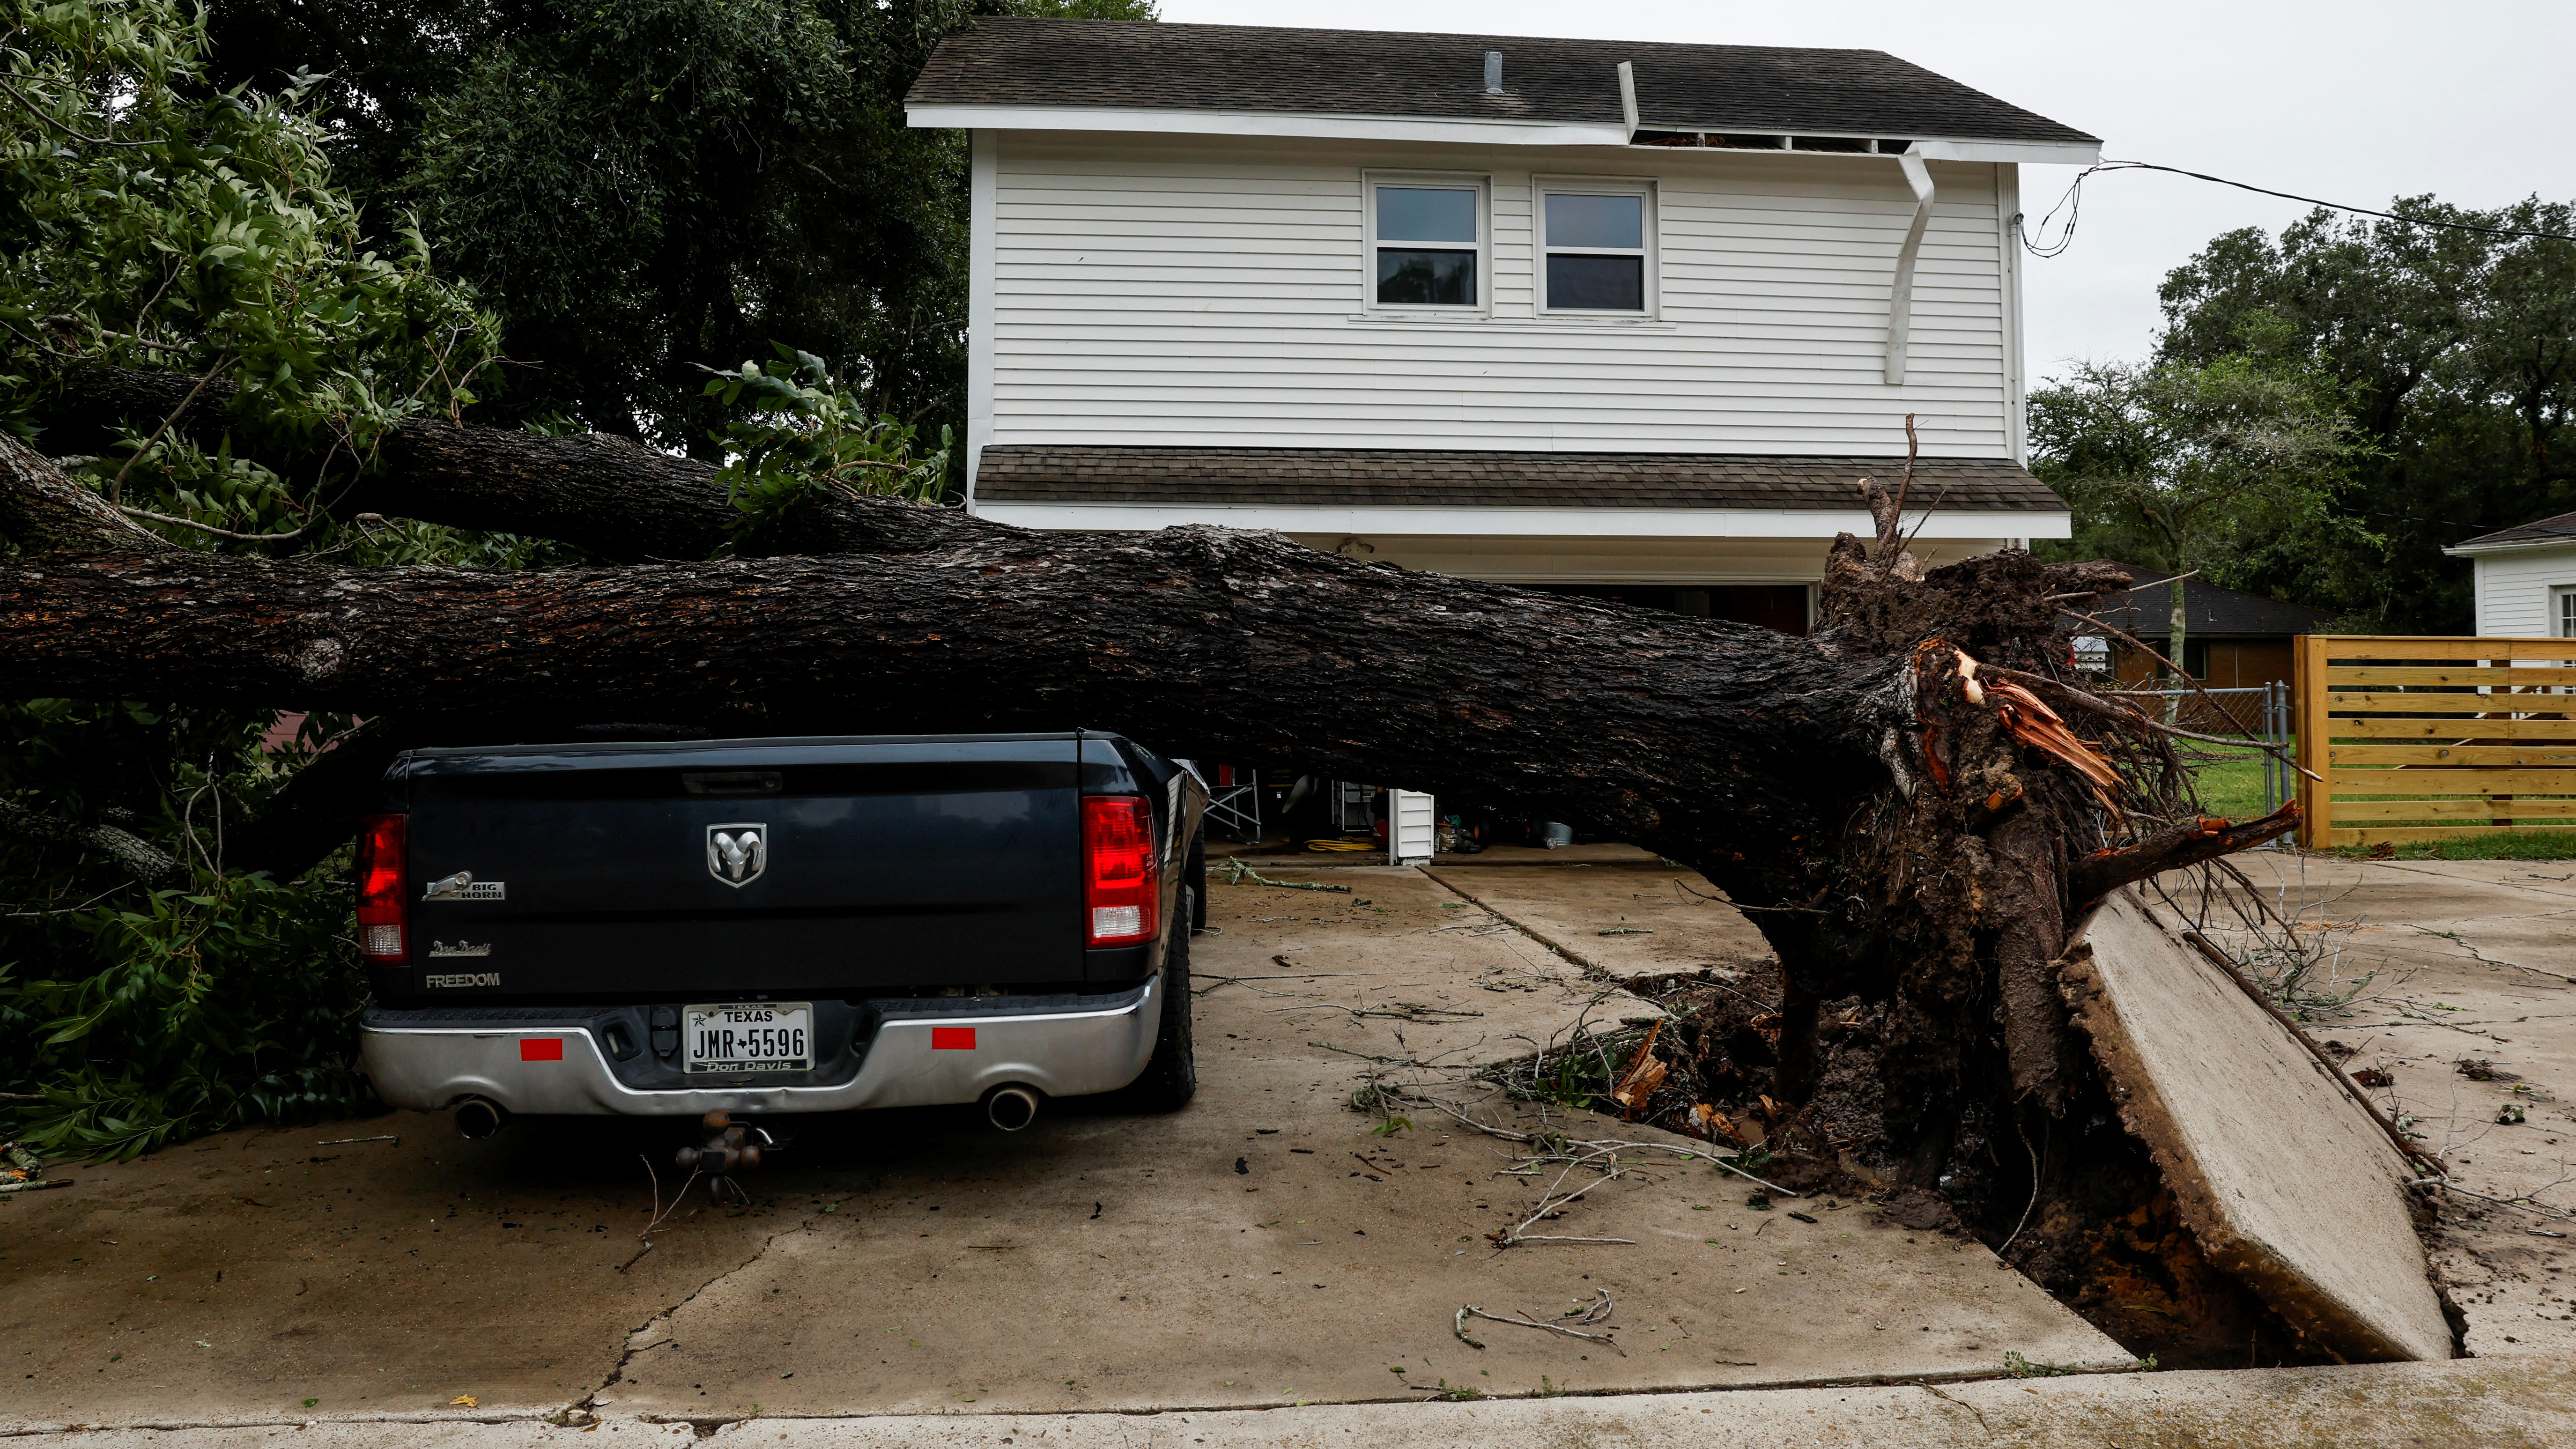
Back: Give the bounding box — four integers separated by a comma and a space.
904, 103, 1630, 147
903, 103, 2101, 162
2443, 535, 2576, 558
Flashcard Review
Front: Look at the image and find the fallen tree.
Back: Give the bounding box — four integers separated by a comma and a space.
3, 410, 2315, 1358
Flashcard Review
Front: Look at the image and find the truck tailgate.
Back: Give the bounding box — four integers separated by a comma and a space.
394, 737, 1083, 1000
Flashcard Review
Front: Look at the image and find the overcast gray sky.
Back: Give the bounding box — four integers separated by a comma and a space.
1160, 0, 2574, 383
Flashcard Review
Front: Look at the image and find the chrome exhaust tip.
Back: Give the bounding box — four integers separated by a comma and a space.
985, 1086, 1040, 1132
454, 1098, 508, 1140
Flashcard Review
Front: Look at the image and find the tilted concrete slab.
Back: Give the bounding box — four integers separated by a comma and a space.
2062, 890, 2455, 1361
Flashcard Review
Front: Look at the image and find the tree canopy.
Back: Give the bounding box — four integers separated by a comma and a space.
0, 0, 1045, 1155
196, 0, 1156, 457
2052, 198, 2576, 632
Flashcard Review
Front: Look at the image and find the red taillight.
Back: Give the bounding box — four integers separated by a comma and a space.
355, 813, 408, 964
1082, 795, 1159, 947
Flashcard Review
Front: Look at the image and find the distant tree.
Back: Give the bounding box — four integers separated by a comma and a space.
2029, 357, 2369, 683
195, 0, 1159, 462
2150, 198, 2576, 631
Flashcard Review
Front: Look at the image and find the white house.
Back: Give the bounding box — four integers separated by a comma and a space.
2446, 510, 2576, 637
903, 19, 2096, 633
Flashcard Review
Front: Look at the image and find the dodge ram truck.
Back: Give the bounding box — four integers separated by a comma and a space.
355, 731, 1205, 1138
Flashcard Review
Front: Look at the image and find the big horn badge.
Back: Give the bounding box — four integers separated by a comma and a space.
706, 823, 769, 887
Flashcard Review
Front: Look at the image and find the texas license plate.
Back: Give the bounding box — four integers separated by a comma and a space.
682, 1002, 813, 1074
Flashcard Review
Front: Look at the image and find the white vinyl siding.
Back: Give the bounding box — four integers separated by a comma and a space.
2469, 547, 2576, 636
985, 133, 2012, 457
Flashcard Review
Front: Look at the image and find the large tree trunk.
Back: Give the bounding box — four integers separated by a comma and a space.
34, 367, 1007, 560
1, 417, 2300, 1359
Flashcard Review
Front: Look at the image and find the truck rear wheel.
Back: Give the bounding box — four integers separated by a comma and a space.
1119, 887, 1198, 1111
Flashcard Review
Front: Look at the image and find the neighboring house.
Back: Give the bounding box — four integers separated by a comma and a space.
903, 20, 2097, 632
2082, 563, 2332, 691
2445, 511, 2576, 637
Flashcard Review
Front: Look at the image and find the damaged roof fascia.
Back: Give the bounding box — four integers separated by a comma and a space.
901, 102, 2100, 164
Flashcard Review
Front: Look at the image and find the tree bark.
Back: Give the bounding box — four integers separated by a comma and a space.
35, 366, 1004, 561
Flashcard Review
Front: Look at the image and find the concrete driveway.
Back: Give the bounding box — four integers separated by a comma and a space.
4, 853, 2571, 1446
5, 861, 2118, 1434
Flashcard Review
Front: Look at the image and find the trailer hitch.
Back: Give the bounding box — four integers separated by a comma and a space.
675, 1110, 765, 1196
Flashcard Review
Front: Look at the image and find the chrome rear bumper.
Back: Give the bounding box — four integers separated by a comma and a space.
359, 979, 1160, 1117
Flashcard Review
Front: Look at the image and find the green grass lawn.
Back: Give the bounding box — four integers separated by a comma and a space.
2189, 750, 2280, 822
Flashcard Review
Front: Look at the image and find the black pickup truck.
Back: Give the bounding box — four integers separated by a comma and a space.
355, 732, 1205, 1136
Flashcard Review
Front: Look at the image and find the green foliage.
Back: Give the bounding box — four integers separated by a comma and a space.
2, 868, 370, 1160
0, 0, 502, 543
0, 693, 379, 1157
2148, 198, 2576, 631
2001, 1350, 2081, 1378
3, 0, 1129, 1159
0, 2, 500, 1154
2030, 356, 2373, 590
698, 343, 950, 549
198, 0, 1156, 461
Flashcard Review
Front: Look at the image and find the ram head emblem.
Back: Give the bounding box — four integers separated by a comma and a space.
705, 823, 768, 887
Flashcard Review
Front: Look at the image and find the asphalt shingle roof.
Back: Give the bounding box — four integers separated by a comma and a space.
907, 20, 2097, 145
974, 446, 2066, 513
2451, 510, 2576, 550
2084, 563, 2334, 639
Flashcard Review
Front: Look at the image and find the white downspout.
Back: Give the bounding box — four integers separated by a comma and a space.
1884, 152, 1934, 386
1617, 62, 1639, 140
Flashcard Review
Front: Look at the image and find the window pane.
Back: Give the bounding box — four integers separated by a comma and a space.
1378, 249, 1477, 305
1546, 193, 1643, 250
1377, 187, 1477, 243
1546, 254, 1643, 310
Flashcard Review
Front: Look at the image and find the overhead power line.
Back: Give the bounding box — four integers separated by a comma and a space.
2016, 161, 2576, 259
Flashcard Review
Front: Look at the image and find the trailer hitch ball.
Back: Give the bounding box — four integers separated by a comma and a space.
679, 1109, 763, 1180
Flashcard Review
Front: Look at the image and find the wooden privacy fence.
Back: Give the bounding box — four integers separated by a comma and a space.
2295, 636, 2576, 848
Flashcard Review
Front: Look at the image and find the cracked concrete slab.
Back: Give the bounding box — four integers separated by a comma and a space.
596, 867, 2122, 1419
1420, 862, 1777, 978
2191, 855, 2576, 1361
2064, 890, 2451, 1360
0, 1106, 792, 1429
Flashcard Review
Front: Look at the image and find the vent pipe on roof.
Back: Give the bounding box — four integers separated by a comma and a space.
1616, 60, 1639, 139
1485, 51, 1502, 95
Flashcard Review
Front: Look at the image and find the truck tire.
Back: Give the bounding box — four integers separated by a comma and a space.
1119, 888, 1198, 1111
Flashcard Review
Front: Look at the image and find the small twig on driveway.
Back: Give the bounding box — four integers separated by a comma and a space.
619, 1154, 700, 1272
1221, 858, 1350, 892
1409, 1090, 1803, 1198
1455, 1290, 1625, 1353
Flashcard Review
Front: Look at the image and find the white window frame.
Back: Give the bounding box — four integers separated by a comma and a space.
1534, 176, 1658, 319
2554, 583, 2576, 638
1362, 171, 1490, 317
